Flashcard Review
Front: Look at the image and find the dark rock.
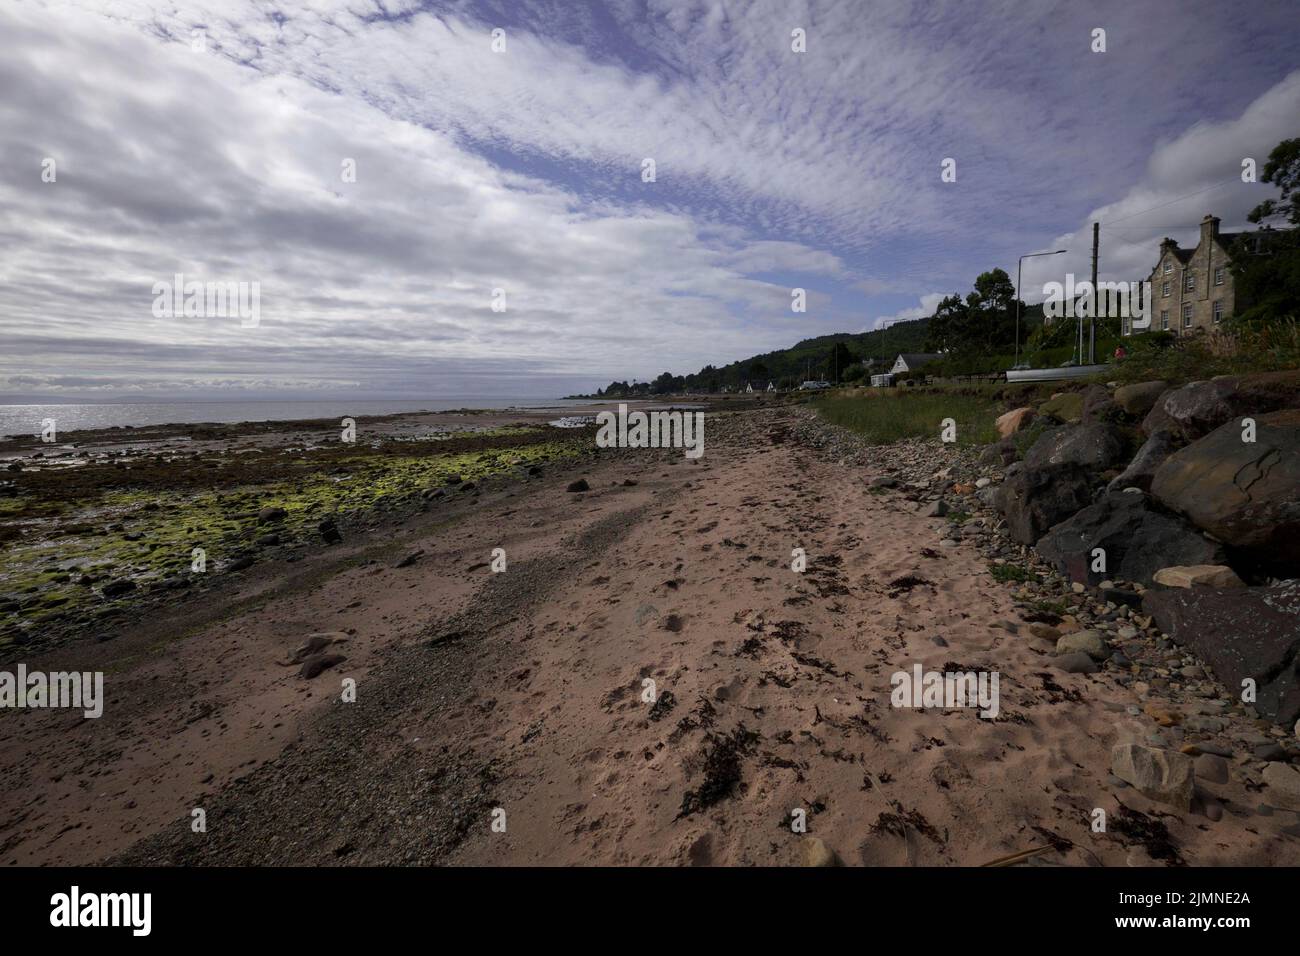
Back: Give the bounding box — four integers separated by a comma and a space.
446, 474, 463, 485
566, 479, 590, 492
978, 437, 1018, 468
257, 506, 288, 524
1114, 381, 1169, 417
1024, 422, 1128, 473
1143, 580, 1300, 724
101, 579, 136, 598
528, 465, 543, 477
995, 465, 1092, 545
225, 556, 255, 572
869, 476, 899, 489
395, 550, 424, 568
317, 517, 342, 545
1055, 651, 1099, 674
1151, 409, 1300, 573
297, 652, 346, 679
622, 479, 639, 486
1081, 385, 1120, 423
1107, 430, 1177, 493
1142, 372, 1300, 441
1036, 490, 1224, 586
1255, 743, 1288, 762
1101, 587, 1144, 608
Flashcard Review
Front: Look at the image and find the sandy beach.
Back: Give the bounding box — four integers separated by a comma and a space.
2, 402, 1295, 867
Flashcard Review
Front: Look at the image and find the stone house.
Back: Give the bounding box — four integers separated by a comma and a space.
1131, 214, 1267, 336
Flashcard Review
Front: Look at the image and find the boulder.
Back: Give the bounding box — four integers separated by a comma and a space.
978, 437, 1018, 468
257, 506, 288, 524
317, 516, 342, 544
995, 465, 1092, 545
1110, 743, 1194, 810
995, 407, 1035, 439
1143, 581, 1300, 724
297, 652, 346, 679
1264, 762, 1300, 810
1054, 651, 1099, 674
1039, 392, 1084, 423
566, 479, 590, 493
101, 579, 136, 598
1056, 629, 1110, 660
1080, 385, 1120, 423
1035, 490, 1224, 586
1141, 372, 1300, 441
1024, 422, 1128, 473
1151, 409, 1300, 572
1152, 565, 1245, 589
1107, 430, 1176, 493
1114, 381, 1168, 417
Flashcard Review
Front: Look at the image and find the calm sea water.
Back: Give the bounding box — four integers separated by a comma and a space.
0, 399, 600, 438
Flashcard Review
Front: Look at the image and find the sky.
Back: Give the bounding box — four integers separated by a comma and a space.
1, 0, 1297, 402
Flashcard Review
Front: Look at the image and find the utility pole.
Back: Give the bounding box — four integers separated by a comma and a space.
1089, 221, 1099, 366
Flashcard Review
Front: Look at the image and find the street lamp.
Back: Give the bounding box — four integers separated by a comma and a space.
1015, 249, 1067, 370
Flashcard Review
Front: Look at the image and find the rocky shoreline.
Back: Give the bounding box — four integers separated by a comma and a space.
794, 374, 1300, 820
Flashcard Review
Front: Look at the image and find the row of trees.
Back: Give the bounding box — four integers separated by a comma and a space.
591, 337, 884, 396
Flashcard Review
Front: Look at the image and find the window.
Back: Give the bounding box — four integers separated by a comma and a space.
1184, 271, 1196, 292
1182, 303, 1193, 328
1214, 267, 1224, 286
1213, 300, 1224, 323
1163, 261, 1173, 275
1161, 280, 1170, 297
1160, 310, 1169, 330
1122, 316, 1131, 335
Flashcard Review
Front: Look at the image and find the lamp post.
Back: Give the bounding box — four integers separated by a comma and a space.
1015, 249, 1067, 369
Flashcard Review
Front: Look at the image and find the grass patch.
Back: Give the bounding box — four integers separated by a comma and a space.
1115, 321, 1300, 386
988, 562, 1034, 584
814, 388, 999, 446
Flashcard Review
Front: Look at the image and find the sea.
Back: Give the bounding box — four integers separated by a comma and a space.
0, 399, 603, 439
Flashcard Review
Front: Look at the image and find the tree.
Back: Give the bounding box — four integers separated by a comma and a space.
1230, 136, 1300, 325
1248, 137, 1300, 226
826, 342, 856, 381
923, 294, 967, 353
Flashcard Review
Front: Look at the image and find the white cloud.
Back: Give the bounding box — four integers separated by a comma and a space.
1037, 71, 1300, 300
871, 293, 946, 330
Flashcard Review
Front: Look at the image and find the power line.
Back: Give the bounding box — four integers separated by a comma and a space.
1098, 177, 1240, 226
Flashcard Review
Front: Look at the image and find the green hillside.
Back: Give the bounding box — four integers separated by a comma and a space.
586, 317, 932, 397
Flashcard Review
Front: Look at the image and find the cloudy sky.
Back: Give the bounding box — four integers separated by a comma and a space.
1, 0, 1297, 401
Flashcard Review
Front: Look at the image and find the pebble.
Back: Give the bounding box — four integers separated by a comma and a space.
1194, 753, 1229, 784
1055, 651, 1099, 674
804, 838, 837, 867
1254, 743, 1288, 762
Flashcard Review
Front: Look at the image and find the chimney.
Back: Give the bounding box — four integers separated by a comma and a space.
1200, 214, 1220, 244
1160, 237, 1178, 250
